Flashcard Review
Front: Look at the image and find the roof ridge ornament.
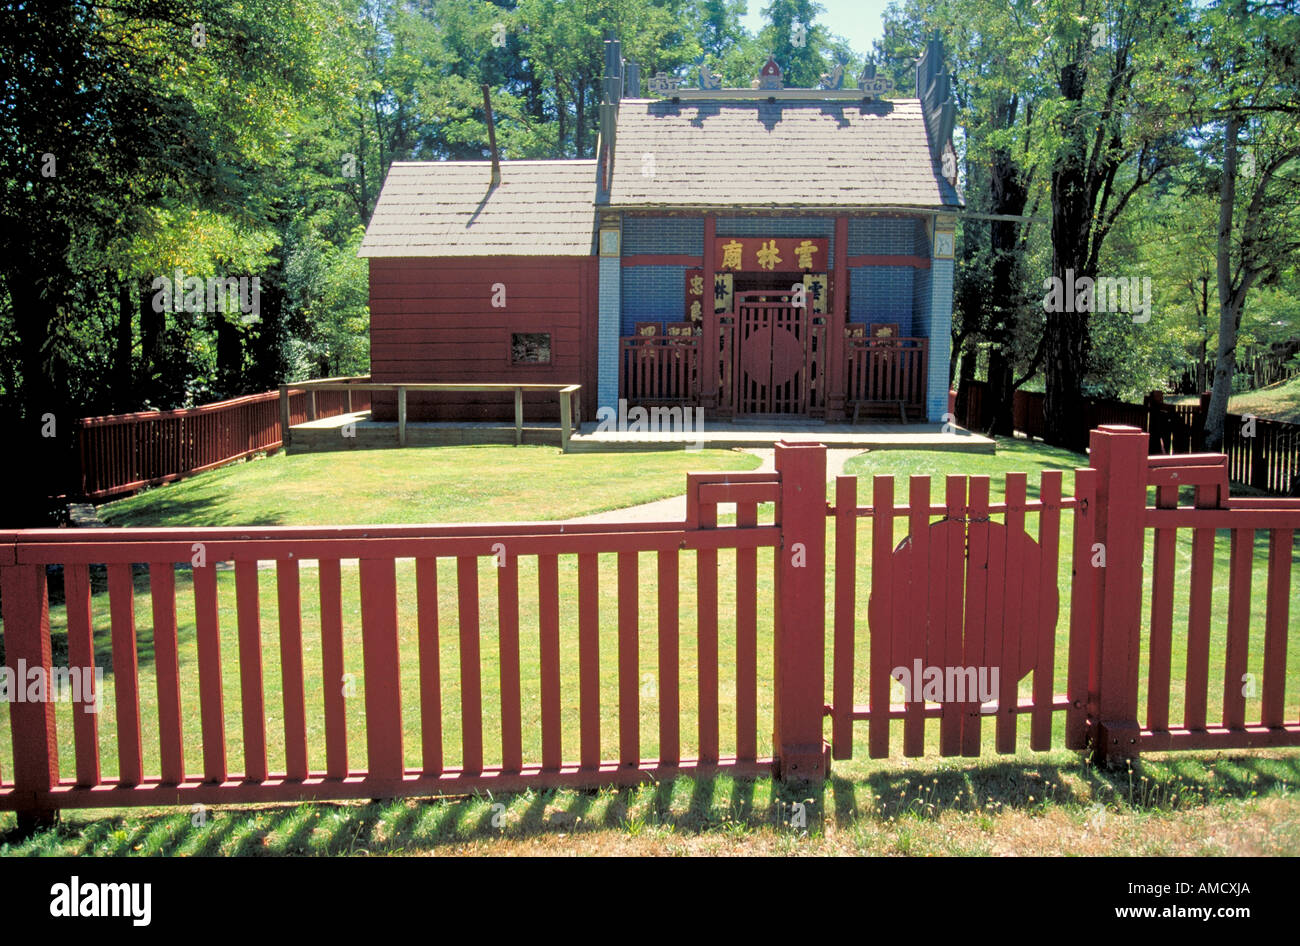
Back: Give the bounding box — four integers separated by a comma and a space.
758, 55, 784, 90
819, 62, 845, 90
647, 70, 680, 97
697, 59, 722, 91
857, 62, 894, 97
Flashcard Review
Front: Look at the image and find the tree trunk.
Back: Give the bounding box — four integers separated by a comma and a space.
139, 275, 164, 404
4, 256, 72, 524
987, 345, 1015, 436
982, 100, 1030, 437
1204, 114, 1241, 452
116, 278, 134, 409
575, 76, 587, 158
1044, 61, 1093, 452
954, 334, 978, 425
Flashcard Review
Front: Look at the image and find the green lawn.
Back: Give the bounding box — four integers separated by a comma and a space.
96, 445, 763, 527
1173, 375, 1300, 424
2, 437, 1297, 855
841, 436, 1090, 493
1225, 375, 1300, 425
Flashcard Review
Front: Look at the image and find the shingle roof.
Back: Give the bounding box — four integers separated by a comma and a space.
358, 160, 597, 257
606, 98, 962, 210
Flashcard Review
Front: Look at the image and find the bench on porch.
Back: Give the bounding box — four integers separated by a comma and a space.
850, 398, 912, 424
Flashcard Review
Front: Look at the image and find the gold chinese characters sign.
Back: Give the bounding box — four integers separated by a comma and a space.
713, 237, 829, 272
686, 268, 736, 319
801, 273, 829, 314
684, 269, 706, 322
690, 268, 824, 317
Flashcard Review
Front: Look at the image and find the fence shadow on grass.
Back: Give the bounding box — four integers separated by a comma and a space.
3, 751, 1297, 855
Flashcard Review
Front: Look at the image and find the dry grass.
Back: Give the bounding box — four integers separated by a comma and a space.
4, 749, 1297, 856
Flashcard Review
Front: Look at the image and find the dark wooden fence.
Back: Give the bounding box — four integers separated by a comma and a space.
955, 381, 1300, 495
76, 384, 372, 501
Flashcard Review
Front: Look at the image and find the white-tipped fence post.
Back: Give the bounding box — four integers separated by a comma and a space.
560, 389, 572, 454
397, 386, 407, 447
515, 387, 523, 447
279, 385, 292, 450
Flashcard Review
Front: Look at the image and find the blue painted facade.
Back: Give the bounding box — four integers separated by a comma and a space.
602, 213, 953, 421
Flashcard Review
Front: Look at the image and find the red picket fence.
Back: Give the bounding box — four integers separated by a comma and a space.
0, 452, 806, 819
828, 453, 1091, 758
1135, 451, 1299, 751
3, 430, 1297, 823
76, 387, 372, 500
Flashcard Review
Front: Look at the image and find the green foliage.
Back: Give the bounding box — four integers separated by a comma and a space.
283, 225, 371, 379
0, 0, 1294, 487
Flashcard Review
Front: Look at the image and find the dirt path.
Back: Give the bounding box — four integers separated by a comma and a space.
564, 447, 866, 523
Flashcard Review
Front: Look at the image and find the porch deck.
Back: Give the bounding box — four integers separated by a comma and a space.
285, 411, 995, 454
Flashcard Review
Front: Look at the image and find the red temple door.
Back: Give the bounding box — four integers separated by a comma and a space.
735, 294, 809, 414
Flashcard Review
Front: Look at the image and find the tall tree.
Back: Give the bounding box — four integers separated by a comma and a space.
1038, 0, 1187, 449
0, 0, 326, 522
1194, 0, 1300, 449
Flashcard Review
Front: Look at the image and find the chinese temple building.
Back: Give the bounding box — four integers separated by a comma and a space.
360, 36, 962, 424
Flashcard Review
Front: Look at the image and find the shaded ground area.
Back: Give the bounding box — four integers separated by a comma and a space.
2, 750, 1296, 856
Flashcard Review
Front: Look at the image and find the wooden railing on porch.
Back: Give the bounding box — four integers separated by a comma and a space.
618, 330, 929, 421
280, 378, 581, 453
75, 381, 372, 500
845, 337, 927, 421
619, 336, 699, 405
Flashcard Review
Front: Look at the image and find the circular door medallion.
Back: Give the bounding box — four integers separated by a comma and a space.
770, 323, 804, 386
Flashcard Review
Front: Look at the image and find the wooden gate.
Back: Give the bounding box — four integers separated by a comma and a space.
832, 468, 1083, 759
734, 292, 813, 414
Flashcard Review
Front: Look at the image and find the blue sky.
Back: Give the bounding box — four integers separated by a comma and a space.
738, 0, 891, 60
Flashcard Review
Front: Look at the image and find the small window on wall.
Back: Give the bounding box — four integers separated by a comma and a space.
511, 332, 551, 365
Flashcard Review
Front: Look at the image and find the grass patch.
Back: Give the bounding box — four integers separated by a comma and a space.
1225, 376, 1300, 425
841, 436, 1090, 498
2, 750, 1296, 856
96, 445, 762, 527
1174, 376, 1300, 424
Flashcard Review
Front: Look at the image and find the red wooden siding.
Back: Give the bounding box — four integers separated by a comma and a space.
368, 257, 598, 422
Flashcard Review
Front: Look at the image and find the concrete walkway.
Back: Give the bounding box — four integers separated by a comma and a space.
565, 447, 867, 524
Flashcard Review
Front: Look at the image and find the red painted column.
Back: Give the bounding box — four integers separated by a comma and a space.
1089, 424, 1149, 765
827, 216, 849, 420
0, 563, 59, 826
773, 441, 828, 780
701, 213, 718, 412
